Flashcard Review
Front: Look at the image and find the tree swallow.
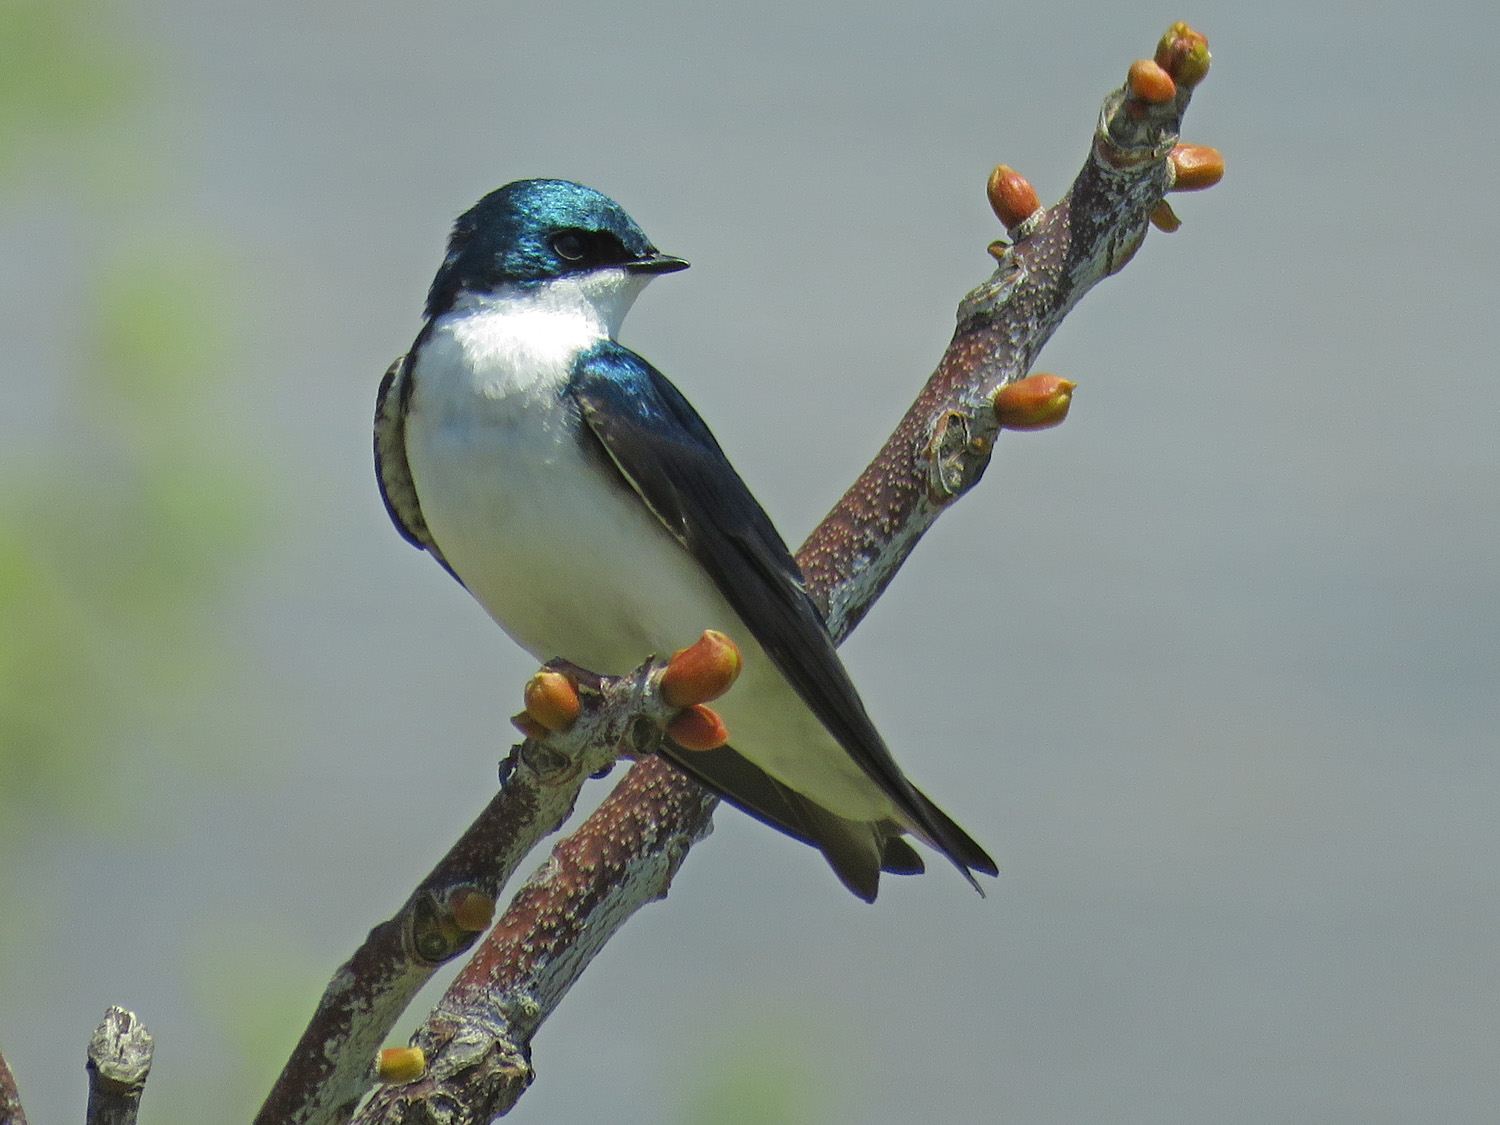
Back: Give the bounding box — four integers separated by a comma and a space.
375, 179, 997, 901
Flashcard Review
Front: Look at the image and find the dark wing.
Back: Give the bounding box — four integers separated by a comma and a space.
569, 341, 996, 886
374, 333, 459, 581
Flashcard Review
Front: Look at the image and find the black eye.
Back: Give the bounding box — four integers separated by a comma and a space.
552, 232, 586, 261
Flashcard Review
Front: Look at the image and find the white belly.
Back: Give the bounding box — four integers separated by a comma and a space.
401, 310, 897, 823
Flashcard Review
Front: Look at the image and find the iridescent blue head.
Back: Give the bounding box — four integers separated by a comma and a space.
425, 179, 688, 317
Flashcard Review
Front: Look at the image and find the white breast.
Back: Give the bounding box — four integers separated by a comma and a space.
401, 279, 900, 823
402, 279, 730, 669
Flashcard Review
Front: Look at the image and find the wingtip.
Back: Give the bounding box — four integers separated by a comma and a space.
962, 867, 990, 898
903, 784, 998, 885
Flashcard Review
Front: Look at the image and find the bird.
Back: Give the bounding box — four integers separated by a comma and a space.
375, 178, 996, 901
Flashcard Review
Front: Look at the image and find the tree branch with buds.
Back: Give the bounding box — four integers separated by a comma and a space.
0, 23, 1218, 1125
340, 22, 1222, 1125
255, 634, 740, 1125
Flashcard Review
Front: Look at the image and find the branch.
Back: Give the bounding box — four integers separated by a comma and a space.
352, 23, 1219, 1125
85, 1008, 153, 1125
256, 656, 688, 1125
366, 758, 715, 1120
0, 1044, 25, 1125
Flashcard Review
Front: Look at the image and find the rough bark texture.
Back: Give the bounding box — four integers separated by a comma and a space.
362, 761, 714, 1122
350, 27, 1213, 1125
0, 1045, 25, 1125
256, 659, 681, 1125
85, 1008, 153, 1125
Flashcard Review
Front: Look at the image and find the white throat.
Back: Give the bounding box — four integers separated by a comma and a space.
450, 267, 650, 344
419, 267, 653, 419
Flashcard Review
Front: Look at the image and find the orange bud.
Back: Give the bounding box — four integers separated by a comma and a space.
1154, 22, 1211, 88
377, 1046, 427, 1084
992, 373, 1076, 431
1149, 200, 1182, 232
986, 165, 1040, 229
523, 670, 580, 731
1127, 58, 1176, 104
661, 630, 743, 708
666, 704, 731, 751
986, 239, 1010, 261
1168, 143, 1223, 191
510, 711, 548, 740
448, 888, 496, 932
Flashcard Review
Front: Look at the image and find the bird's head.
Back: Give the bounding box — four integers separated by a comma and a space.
426, 179, 688, 318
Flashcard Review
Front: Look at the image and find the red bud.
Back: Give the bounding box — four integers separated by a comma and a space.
661, 630, 743, 708
1169, 143, 1224, 192
986, 165, 1041, 229
1149, 200, 1182, 232
1127, 58, 1176, 104
667, 704, 731, 751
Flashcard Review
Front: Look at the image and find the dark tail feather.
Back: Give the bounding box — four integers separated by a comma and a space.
904, 783, 999, 890
794, 799, 883, 901
878, 831, 926, 875
657, 742, 928, 900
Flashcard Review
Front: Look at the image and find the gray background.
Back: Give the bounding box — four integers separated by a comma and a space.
4, 0, 1497, 1121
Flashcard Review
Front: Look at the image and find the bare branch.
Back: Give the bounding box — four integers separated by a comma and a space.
352, 24, 1217, 1125
256, 657, 686, 1125
364, 757, 713, 1120
84, 1008, 153, 1125
0, 1043, 26, 1125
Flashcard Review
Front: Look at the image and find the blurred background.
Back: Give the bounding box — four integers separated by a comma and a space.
2, 0, 1496, 1121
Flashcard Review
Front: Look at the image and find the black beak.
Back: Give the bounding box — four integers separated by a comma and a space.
626, 252, 690, 275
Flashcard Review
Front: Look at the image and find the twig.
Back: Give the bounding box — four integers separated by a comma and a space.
255, 658, 683, 1125
353, 23, 1216, 1125
84, 1008, 153, 1125
0, 1043, 26, 1125
364, 759, 714, 1119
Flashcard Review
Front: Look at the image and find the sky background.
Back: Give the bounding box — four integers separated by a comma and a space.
2, 0, 1497, 1122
